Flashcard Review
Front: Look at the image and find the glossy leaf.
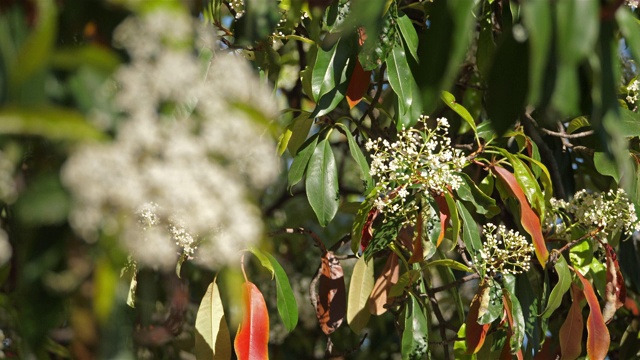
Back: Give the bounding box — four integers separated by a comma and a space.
306, 137, 340, 226
234, 281, 269, 360
477, 280, 502, 325
434, 193, 451, 248
396, 12, 418, 61
456, 200, 482, 259
559, 284, 585, 360
602, 243, 625, 323
316, 251, 346, 335
263, 251, 299, 332
492, 165, 549, 267
466, 282, 490, 354
541, 255, 571, 319
311, 39, 351, 102
335, 122, 373, 189
287, 133, 319, 190
346, 58, 371, 109
401, 295, 429, 360
456, 173, 500, 217
195, 278, 232, 360
503, 289, 525, 359
441, 91, 477, 135
499, 150, 544, 216
286, 113, 313, 156
386, 45, 414, 120
248, 247, 275, 279
369, 252, 400, 315
347, 256, 374, 334
573, 268, 610, 360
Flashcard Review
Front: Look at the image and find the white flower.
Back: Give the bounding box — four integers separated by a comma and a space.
62, 10, 279, 270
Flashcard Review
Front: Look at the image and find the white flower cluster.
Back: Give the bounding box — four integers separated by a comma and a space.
544, 188, 640, 241
62, 10, 279, 271
627, 79, 639, 111
365, 116, 466, 225
229, 0, 245, 19
475, 223, 534, 276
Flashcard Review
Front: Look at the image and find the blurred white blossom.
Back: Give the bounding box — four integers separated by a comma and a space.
62, 10, 279, 270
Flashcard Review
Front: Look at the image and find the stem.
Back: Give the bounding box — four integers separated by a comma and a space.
240, 253, 248, 282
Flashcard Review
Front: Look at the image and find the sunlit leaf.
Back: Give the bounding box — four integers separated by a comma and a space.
503, 289, 525, 359
466, 281, 490, 354
602, 243, 625, 324
234, 281, 269, 360
287, 133, 319, 190
285, 112, 312, 156
386, 45, 414, 123
456, 172, 500, 217
401, 294, 429, 360
541, 255, 571, 319
559, 284, 585, 360
336, 122, 373, 189
247, 247, 275, 279
311, 38, 351, 101
492, 165, 549, 267
573, 267, 610, 360
456, 200, 482, 259
347, 256, 374, 334
424, 259, 472, 273
369, 252, 400, 315
396, 12, 418, 61
316, 251, 346, 335
306, 136, 340, 226
195, 278, 232, 360
441, 91, 477, 136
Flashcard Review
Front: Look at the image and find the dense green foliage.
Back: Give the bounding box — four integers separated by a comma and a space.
3, 0, 640, 359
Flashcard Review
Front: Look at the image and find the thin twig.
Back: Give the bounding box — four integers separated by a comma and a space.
426, 290, 452, 360
430, 273, 480, 293
325, 334, 369, 359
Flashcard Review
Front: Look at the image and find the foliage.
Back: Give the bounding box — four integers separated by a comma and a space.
3, 0, 640, 359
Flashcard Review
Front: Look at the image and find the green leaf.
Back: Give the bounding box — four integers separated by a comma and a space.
8, 0, 57, 92
444, 190, 460, 248
441, 91, 477, 135
478, 280, 503, 325
0, 106, 105, 141
455, 173, 500, 217
500, 150, 544, 216
51, 45, 121, 73
356, 2, 396, 71
541, 256, 571, 318
15, 174, 70, 226
311, 39, 352, 102
401, 294, 429, 360
248, 247, 275, 279
285, 113, 313, 156
335, 123, 372, 190
287, 133, 319, 190
617, 7, 640, 65
195, 277, 232, 360
486, 29, 529, 135
424, 259, 472, 273
594, 151, 620, 183
386, 45, 414, 121
504, 288, 525, 354
456, 200, 481, 259
396, 12, 418, 61
521, 0, 551, 106
306, 136, 340, 226
516, 154, 553, 205
264, 252, 299, 332
567, 116, 591, 134
347, 256, 374, 334
351, 191, 377, 254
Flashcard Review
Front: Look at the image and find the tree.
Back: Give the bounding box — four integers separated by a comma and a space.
2, 0, 640, 359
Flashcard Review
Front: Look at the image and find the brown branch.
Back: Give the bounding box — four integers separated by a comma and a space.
430, 273, 480, 293
425, 290, 452, 359
538, 127, 594, 139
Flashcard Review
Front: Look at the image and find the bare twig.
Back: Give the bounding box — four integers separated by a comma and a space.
324, 334, 369, 359
425, 290, 452, 359
430, 273, 480, 293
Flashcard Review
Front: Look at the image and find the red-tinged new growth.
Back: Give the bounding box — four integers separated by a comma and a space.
235, 257, 269, 360
465, 282, 490, 354
573, 268, 610, 360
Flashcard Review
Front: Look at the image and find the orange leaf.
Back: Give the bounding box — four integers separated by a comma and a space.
434, 193, 450, 248
559, 284, 584, 360
346, 59, 371, 109
234, 281, 269, 360
360, 208, 379, 252
408, 212, 423, 263
316, 251, 346, 335
492, 165, 549, 267
465, 282, 490, 354
573, 268, 610, 360
602, 243, 625, 323
369, 253, 400, 315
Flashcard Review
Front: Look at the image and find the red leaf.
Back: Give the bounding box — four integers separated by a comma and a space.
573, 268, 610, 360
316, 251, 346, 335
502, 293, 524, 360
625, 297, 639, 316
234, 281, 269, 360
434, 193, 450, 248
346, 59, 371, 109
559, 284, 584, 360
360, 207, 379, 252
492, 166, 549, 267
465, 282, 490, 354
602, 243, 626, 323
369, 253, 400, 315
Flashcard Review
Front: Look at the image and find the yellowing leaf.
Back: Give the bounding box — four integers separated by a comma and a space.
347, 256, 374, 334
195, 278, 231, 360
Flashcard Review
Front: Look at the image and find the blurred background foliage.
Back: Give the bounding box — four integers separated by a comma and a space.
2, 0, 640, 359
